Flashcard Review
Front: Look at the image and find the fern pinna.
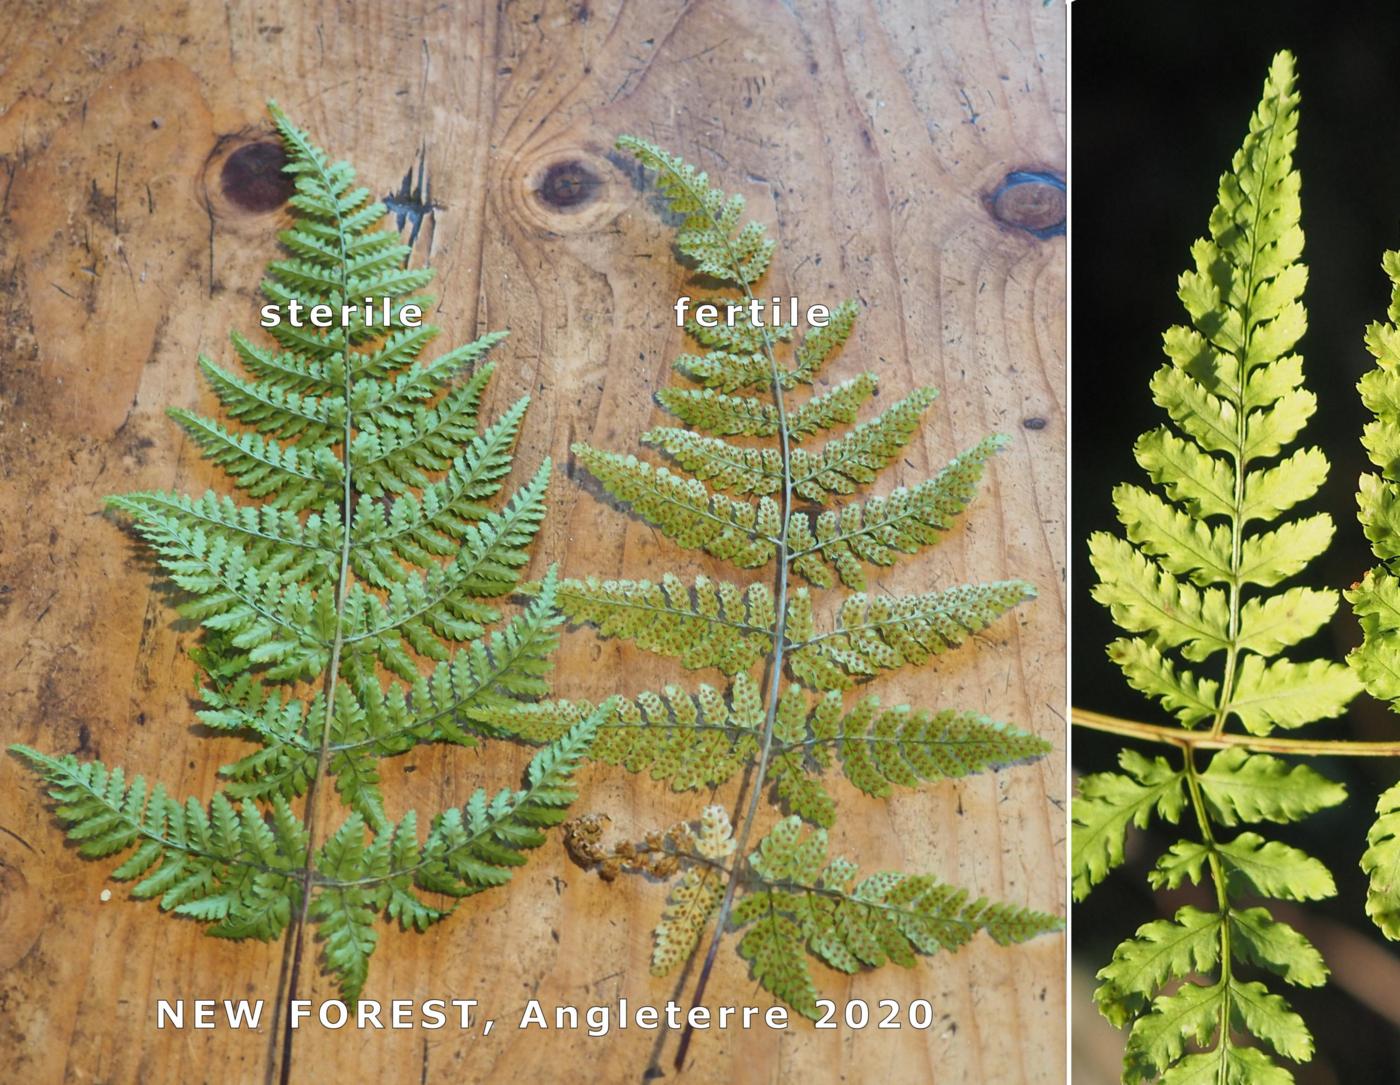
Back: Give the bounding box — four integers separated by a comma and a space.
491, 137, 1060, 1045
9, 106, 598, 1029
1072, 53, 1365, 1083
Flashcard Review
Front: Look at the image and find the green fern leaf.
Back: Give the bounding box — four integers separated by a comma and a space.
1094, 907, 1222, 1029
1122, 979, 1309, 1085
783, 374, 879, 440
788, 581, 1036, 689
1230, 906, 1328, 988
788, 387, 940, 501
1147, 830, 1335, 902
1074, 64, 1365, 1084
553, 574, 774, 673
1361, 783, 1400, 939
655, 386, 778, 437
788, 434, 1009, 589
1087, 45, 1357, 739
570, 444, 778, 568
789, 300, 860, 386
642, 428, 784, 495
614, 137, 774, 286
1072, 750, 1186, 901
489, 679, 1045, 832
1105, 638, 1219, 728
1197, 749, 1345, 826
11, 105, 582, 1006
1341, 215, 1400, 952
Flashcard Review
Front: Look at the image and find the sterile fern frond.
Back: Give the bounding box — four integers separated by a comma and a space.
1072, 52, 1360, 1084
12, 106, 585, 1010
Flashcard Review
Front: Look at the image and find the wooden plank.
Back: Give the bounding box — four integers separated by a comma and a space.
0, 1, 1065, 1082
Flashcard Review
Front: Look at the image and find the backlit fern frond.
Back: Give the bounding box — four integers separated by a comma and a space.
551, 135, 1056, 1025
1345, 215, 1400, 944
10, 106, 587, 1005
1071, 53, 1360, 1083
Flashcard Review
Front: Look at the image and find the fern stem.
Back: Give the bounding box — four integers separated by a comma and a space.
1073, 707, 1400, 756
266, 115, 359, 1085
1209, 81, 1288, 742
664, 159, 796, 1073
1182, 749, 1234, 1080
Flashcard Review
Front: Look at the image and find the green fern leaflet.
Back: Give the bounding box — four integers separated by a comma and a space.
10, 105, 593, 1004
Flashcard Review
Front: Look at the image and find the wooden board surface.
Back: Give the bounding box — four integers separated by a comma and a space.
0, 1, 1065, 1082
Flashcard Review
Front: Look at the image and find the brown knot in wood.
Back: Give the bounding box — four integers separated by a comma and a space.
537, 160, 602, 212
220, 141, 293, 213
988, 170, 1065, 239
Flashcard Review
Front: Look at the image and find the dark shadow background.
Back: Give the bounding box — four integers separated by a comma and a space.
1073, 3, 1400, 1080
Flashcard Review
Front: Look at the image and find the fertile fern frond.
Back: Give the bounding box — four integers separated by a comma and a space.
546, 135, 1054, 1025
11, 105, 586, 1004
1072, 53, 1359, 1084
643, 386, 938, 503
614, 138, 775, 286
551, 571, 1032, 693
491, 678, 763, 792
570, 445, 779, 568
788, 435, 1011, 590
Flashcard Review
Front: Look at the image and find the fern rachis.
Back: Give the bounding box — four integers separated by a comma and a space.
10, 105, 595, 1084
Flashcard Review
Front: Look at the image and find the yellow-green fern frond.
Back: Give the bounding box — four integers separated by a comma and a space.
1073, 52, 1358, 1085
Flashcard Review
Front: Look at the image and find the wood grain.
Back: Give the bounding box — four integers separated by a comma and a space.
0, 2, 1065, 1082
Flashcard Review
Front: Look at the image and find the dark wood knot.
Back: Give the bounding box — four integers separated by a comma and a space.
220, 141, 293, 213
988, 171, 1065, 239
537, 160, 602, 212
